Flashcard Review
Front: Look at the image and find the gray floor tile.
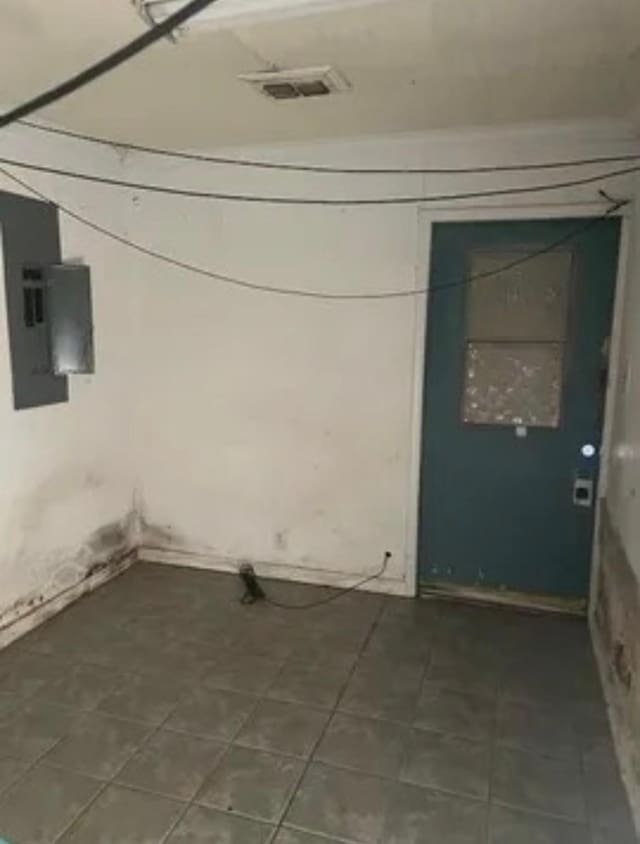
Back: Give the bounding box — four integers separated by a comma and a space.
0, 700, 77, 762
315, 712, 410, 777
44, 711, 153, 778
98, 673, 183, 725
570, 700, 612, 746
361, 626, 431, 664
414, 683, 496, 741
338, 661, 423, 722
58, 784, 183, 843
266, 662, 349, 709
500, 657, 599, 705
0, 691, 20, 724
0, 566, 635, 844
19, 617, 86, 657
592, 823, 639, 844
39, 662, 122, 710
236, 699, 329, 759
401, 729, 490, 800
196, 745, 303, 823
166, 687, 258, 741
427, 652, 501, 699
287, 638, 360, 671
116, 729, 226, 800
488, 805, 589, 844
0, 757, 30, 794
377, 596, 440, 632
203, 655, 284, 695
583, 740, 637, 833
275, 830, 343, 844
166, 805, 273, 843
493, 747, 587, 821
383, 780, 487, 844
286, 762, 389, 843
0, 763, 102, 844
496, 699, 579, 759
0, 651, 68, 697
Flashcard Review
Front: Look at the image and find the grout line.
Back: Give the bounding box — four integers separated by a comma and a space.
48, 696, 187, 843
491, 797, 595, 828
0, 732, 69, 801
266, 595, 390, 844
393, 623, 435, 785
485, 679, 500, 844
281, 819, 362, 844
150, 673, 267, 842
576, 724, 599, 844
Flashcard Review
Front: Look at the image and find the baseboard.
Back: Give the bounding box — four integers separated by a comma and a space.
138, 544, 413, 597
0, 546, 138, 650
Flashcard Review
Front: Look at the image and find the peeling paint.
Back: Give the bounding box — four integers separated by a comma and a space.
592, 502, 640, 828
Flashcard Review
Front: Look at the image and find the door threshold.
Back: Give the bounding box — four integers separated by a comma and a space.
420, 582, 586, 616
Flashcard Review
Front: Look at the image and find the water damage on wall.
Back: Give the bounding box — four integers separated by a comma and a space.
0, 508, 137, 635
592, 501, 640, 827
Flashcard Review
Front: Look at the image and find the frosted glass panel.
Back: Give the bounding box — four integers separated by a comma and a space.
463, 342, 563, 427
467, 251, 572, 342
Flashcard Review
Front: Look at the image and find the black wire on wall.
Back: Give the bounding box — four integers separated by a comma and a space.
0, 154, 637, 206
0, 165, 626, 302
18, 119, 640, 176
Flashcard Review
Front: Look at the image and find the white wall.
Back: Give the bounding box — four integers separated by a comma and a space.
1, 119, 636, 624
123, 120, 640, 594
606, 175, 640, 574
0, 126, 138, 639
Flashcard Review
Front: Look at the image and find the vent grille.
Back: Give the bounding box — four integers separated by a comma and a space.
239, 66, 349, 101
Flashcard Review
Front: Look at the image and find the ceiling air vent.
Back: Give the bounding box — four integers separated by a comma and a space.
239, 67, 350, 101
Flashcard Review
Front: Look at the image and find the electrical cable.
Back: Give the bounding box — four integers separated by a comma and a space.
248, 552, 392, 611
0, 0, 221, 131
18, 119, 640, 176
0, 166, 626, 301
0, 155, 638, 206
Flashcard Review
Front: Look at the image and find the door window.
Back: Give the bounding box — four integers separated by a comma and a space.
462, 250, 572, 428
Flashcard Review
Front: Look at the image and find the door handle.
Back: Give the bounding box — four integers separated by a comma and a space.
573, 478, 594, 508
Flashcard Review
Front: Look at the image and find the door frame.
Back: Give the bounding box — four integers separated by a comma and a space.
406, 200, 633, 612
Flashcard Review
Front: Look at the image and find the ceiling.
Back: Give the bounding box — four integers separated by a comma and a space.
0, 0, 639, 149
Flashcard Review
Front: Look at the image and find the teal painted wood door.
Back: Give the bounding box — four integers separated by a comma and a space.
418, 218, 621, 602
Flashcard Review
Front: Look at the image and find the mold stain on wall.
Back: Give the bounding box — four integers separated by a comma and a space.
0, 509, 137, 635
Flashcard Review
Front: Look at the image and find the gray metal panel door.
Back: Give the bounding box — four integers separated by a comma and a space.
47, 264, 95, 375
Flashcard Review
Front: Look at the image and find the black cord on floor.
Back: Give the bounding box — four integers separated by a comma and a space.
239, 552, 392, 611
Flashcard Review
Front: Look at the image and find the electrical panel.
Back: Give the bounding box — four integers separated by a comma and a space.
1, 190, 94, 410
47, 264, 95, 375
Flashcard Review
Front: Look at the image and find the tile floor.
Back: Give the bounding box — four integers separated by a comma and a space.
0, 562, 636, 843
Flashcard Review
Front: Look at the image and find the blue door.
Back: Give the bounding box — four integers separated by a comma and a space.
418, 218, 621, 605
